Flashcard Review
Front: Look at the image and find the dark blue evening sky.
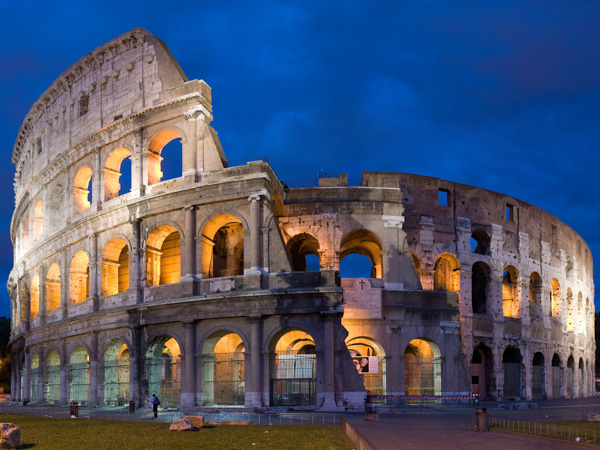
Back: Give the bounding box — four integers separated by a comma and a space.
0, 1, 598, 317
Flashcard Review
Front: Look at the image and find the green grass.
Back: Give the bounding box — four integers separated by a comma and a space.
0, 415, 355, 449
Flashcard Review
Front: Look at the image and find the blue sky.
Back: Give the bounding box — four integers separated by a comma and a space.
0, 1, 598, 317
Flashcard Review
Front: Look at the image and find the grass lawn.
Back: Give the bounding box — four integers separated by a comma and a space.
0, 415, 355, 449
492, 419, 600, 445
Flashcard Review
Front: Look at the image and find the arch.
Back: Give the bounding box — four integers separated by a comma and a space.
201, 331, 246, 406
201, 214, 244, 278
550, 279, 561, 317
30, 353, 40, 402
69, 345, 90, 403
145, 225, 181, 287
346, 336, 386, 396
269, 328, 317, 407
147, 129, 184, 185
145, 335, 181, 407
502, 347, 522, 399
102, 238, 129, 295
33, 200, 43, 240
472, 262, 491, 314
471, 344, 494, 400
433, 253, 460, 292
567, 355, 575, 397
471, 229, 490, 255
104, 147, 132, 200
411, 252, 422, 282
287, 233, 321, 272
45, 263, 61, 313
579, 357, 585, 396
46, 349, 61, 403
551, 354, 562, 398
73, 166, 93, 214
340, 229, 383, 278
502, 265, 520, 318
528, 272, 543, 318
532, 352, 545, 400
69, 251, 89, 304
404, 338, 441, 396
30, 274, 40, 319
104, 339, 129, 405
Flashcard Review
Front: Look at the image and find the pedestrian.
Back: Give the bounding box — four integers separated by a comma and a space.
151, 394, 160, 418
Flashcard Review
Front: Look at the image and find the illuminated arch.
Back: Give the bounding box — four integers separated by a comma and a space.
30, 274, 39, 320
145, 225, 181, 286
73, 166, 93, 214
33, 200, 43, 240
404, 338, 441, 396
145, 335, 181, 407
287, 233, 320, 272
201, 214, 244, 278
104, 147, 132, 200
433, 253, 460, 292
147, 129, 183, 185
102, 238, 129, 296
346, 336, 386, 396
69, 346, 90, 403
69, 251, 89, 304
340, 229, 383, 278
45, 263, 61, 313
502, 265, 520, 318
104, 339, 129, 405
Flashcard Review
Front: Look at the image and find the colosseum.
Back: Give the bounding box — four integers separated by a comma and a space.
7, 28, 595, 410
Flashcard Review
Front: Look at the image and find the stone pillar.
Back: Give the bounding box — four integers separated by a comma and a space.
13, 354, 21, 402
88, 332, 99, 405
22, 350, 30, 402
131, 129, 145, 197
92, 147, 102, 208
388, 326, 402, 395
183, 112, 198, 176
129, 326, 142, 407
38, 347, 46, 403
320, 312, 337, 408
38, 263, 47, 325
89, 233, 99, 311
130, 218, 143, 303
60, 248, 68, 320
181, 321, 196, 406
518, 276, 529, 324
382, 215, 404, 290
182, 206, 196, 282
247, 194, 263, 274
195, 353, 204, 406
59, 341, 68, 404
247, 315, 262, 407
21, 282, 30, 332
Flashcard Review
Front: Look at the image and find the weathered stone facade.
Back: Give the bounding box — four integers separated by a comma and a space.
8, 28, 595, 409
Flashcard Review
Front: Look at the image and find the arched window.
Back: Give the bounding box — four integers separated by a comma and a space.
73, 166, 93, 213
30, 275, 40, 319
551, 354, 562, 398
33, 200, 43, 240
201, 214, 244, 278
471, 262, 490, 314
287, 233, 320, 272
104, 339, 130, 406
46, 263, 61, 313
102, 238, 129, 296
346, 336, 386, 396
70, 346, 90, 403
550, 279, 561, 317
502, 266, 520, 318
104, 147, 132, 200
433, 254, 459, 291
148, 130, 183, 185
532, 352, 545, 400
146, 336, 181, 407
470, 229, 490, 255
404, 339, 441, 396
70, 251, 89, 304
528, 272, 542, 318
202, 332, 245, 406
502, 347, 522, 398
145, 225, 181, 286
340, 229, 383, 278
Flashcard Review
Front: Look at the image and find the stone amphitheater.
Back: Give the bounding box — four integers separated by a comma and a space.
7, 28, 595, 410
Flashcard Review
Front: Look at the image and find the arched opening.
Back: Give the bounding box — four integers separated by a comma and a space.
472, 262, 490, 314
69, 346, 90, 404
567, 355, 575, 397
30, 274, 40, 319
145, 225, 181, 286
340, 229, 383, 278
201, 214, 244, 278
101, 238, 129, 295
471, 229, 490, 255
404, 339, 441, 396
566, 288, 574, 332
33, 200, 43, 241
550, 279, 561, 317
202, 332, 245, 406
270, 329, 316, 407
579, 358, 584, 396
104, 339, 129, 406
146, 336, 181, 407
551, 354, 562, 398
30, 354, 39, 402
528, 272, 542, 318
287, 233, 320, 272
502, 347, 522, 399
340, 254, 375, 278
411, 252, 422, 283
104, 147, 132, 200
433, 254, 460, 291
46, 263, 61, 313
148, 130, 183, 185
471, 345, 494, 400
73, 166, 93, 214
46, 349, 61, 403
502, 266, 520, 318
346, 336, 386, 396
69, 251, 89, 304
532, 352, 545, 400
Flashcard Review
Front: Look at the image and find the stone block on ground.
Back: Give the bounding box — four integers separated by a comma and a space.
0, 423, 23, 448
586, 413, 600, 421
184, 416, 204, 428
169, 418, 196, 431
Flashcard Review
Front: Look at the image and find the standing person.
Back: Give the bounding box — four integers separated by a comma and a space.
151, 394, 160, 418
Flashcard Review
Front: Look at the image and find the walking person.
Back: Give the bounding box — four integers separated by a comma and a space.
151, 394, 160, 419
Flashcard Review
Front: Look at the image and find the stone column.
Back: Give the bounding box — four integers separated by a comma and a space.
183, 111, 199, 176
59, 341, 68, 404
131, 129, 145, 197
181, 321, 196, 406
60, 248, 68, 320
195, 353, 204, 406
129, 326, 142, 407
88, 332, 99, 405
388, 326, 402, 395
92, 147, 102, 208
89, 233, 99, 311
13, 354, 21, 402
20, 282, 29, 332
22, 350, 30, 402
38, 263, 47, 326
38, 346, 46, 403
518, 276, 529, 325
182, 206, 196, 282
320, 311, 337, 408
247, 195, 263, 274
247, 315, 262, 407
130, 218, 143, 303
382, 215, 404, 290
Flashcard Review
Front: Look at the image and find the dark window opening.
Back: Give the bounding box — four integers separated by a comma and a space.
79, 96, 89, 117
506, 204, 514, 221
438, 189, 449, 207
471, 229, 490, 255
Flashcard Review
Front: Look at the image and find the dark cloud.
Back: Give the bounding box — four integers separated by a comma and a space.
0, 1, 597, 317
